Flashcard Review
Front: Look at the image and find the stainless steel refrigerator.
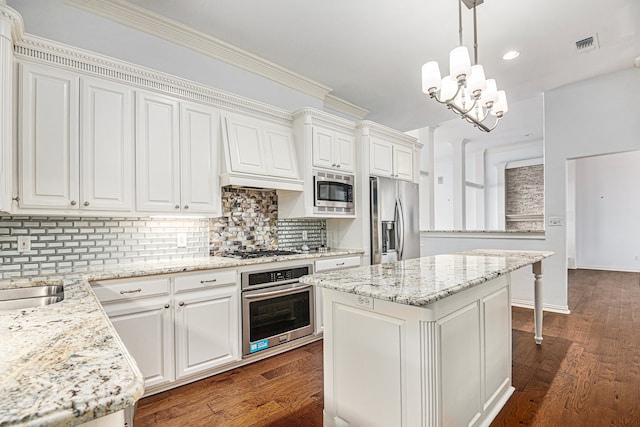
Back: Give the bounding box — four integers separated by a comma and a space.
370, 176, 420, 264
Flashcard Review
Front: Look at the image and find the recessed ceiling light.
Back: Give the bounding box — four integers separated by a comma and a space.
503, 50, 520, 60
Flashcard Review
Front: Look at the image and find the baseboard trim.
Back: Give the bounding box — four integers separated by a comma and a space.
511, 299, 570, 314
575, 265, 640, 273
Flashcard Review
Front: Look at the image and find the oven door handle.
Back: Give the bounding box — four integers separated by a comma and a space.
244, 284, 312, 300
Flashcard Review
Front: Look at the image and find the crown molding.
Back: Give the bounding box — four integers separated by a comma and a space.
14, 34, 294, 125
0, 2, 24, 41
357, 120, 418, 145
293, 108, 357, 135
324, 93, 369, 119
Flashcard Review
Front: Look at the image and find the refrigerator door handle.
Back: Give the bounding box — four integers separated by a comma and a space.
396, 198, 405, 260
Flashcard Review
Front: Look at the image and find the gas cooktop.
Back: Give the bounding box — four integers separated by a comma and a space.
220, 249, 300, 259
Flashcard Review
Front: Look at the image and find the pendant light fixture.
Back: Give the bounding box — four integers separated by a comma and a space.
421, 0, 507, 132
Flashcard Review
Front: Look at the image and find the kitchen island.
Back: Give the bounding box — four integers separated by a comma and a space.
299, 249, 552, 427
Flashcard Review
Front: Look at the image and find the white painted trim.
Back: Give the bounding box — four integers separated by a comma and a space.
511, 299, 570, 314
484, 141, 542, 155
505, 157, 544, 169
324, 93, 369, 119
465, 181, 484, 189
420, 231, 545, 239
575, 265, 640, 273
64, 0, 368, 119
13, 34, 294, 125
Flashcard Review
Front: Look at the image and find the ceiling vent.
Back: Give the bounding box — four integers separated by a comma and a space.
575, 34, 599, 53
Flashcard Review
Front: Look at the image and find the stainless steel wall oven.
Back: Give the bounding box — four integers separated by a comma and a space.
241, 264, 314, 357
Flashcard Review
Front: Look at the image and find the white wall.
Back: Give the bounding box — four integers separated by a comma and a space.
433, 142, 454, 229
543, 67, 640, 310
574, 151, 640, 272
7, 0, 324, 113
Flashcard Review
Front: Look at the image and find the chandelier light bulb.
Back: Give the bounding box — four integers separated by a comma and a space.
466, 65, 487, 96
490, 90, 509, 116
422, 61, 442, 94
440, 76, 458, 102
449, 46, 472, 81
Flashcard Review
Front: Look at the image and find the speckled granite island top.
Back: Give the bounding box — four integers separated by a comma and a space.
299, 249, 553, 307
0, 249, 362, 427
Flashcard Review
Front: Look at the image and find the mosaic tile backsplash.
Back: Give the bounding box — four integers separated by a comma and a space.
208, 187, 326, 255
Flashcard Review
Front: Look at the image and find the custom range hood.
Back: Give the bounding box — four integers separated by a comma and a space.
220, 112, 304, 192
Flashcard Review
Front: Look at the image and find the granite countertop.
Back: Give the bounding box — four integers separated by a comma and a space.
299, 249, 553, 307
0, 249, 363, 427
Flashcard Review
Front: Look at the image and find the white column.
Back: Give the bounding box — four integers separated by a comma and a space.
451, 138, 468, 230
418, 125, 437, 230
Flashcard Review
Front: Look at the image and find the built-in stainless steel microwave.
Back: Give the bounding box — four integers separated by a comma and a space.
313, 170, 355, 215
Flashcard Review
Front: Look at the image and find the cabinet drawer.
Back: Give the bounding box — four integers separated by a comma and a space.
315, 256, 361, 272
174, 269, 237, 293
92, 277, 170, 303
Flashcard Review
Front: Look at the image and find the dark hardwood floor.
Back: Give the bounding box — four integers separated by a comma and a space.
134, 269, 640, 426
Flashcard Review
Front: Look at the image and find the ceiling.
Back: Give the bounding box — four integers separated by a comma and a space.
85, 0, 640, 146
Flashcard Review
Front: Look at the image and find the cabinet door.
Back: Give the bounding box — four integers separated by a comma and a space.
105, 298, 175, 389
312, 127, 335, 169
224, 115, 267, 175
334, 133, 354, 172
136, 91, 180, 212
394, 144, 414, 181
80, 77, 133, 211
180, 102, 220, 214
263, 126, 299, 179
19, 63, 79, 209
369, 137, 394, 178
175, 287, 239, 378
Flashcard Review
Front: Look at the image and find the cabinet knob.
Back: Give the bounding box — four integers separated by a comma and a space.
179, 301, 185, 307
184, 205, 189, 209
164, 304, 170, 309
175, 204, 180, 209
332, 163, 336, 167
336, 164, 341, 168
84, 201, 90, 206
70, 200, 77, 206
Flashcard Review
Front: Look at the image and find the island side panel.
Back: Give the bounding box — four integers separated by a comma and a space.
321, 273, 514, 427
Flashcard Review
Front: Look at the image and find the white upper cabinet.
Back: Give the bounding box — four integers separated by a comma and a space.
135, 91, 181, 213
136, 92, 221, 215
19, 63, 79, 209
312, 127, 354, 172
180, 102, 221, 214
19, 63, 135, 212
221, 113, 303, 191
80, 76, 133, 211
370, 137, 414, 182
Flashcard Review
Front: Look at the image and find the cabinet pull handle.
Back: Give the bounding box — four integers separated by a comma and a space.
11, 196, 19, 202
179, 301, 185, 307
175, 204, 180, 209
164, 304, 170, 309
70, 200, 77, 206
336, 164, 341, 168
332, 163, 336, 167
336, 262, 345, 266
184, 205, 189, 209
120, 288, 142, 295
84, 201, 90, 206
200, 279, 217, 284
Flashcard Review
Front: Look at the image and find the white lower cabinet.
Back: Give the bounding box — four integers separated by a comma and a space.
93, 269, 239, 394
174, 270, 239, 379
314, 255, 361, 334
105, 296, 174, 389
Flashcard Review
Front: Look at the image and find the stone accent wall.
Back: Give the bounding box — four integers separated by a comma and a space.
0, 216, 209, 279
505, 164, 544, 231
208, 187, 326, 255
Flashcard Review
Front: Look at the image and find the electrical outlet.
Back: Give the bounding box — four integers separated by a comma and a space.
302, 230, 308, 241
17, 236, 31, 253
547, 217, 563, 226
177, 233, 187, 248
